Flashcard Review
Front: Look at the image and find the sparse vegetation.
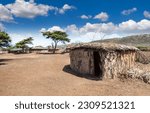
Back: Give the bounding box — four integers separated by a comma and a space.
15, 37, 33, 53
42, 31, 70, 54
0, 31, 11, 48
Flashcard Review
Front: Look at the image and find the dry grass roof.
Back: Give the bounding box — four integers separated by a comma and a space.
70, 42, 139, 51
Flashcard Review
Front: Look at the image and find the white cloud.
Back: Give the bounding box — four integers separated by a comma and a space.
0, 0, 75, 23
143, 10, 150, 19
48, 26, 64, 32
8, 19, 150, 46
58, 4, 75, 14
79, 22, 116, 34
40, 26, 64, 33
121, 7, 137, 15
119, 20, 138, 31
44, 23, 117, 43
69, 19, 150, 42
80, 15, 92, 19
29, 0, 34, 3
94, 12, 109, 21
137, 19, 150, 30
0, 4, 13, 22
40, 28, 47, 33
39, 19, 150, 44
118, 19, 150, 34
63, 4, 72, 10
6, 0, 56, 18
0, 23, 4, 31
65, 24, 79, 36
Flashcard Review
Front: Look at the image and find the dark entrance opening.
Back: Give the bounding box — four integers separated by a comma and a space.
93, 51, 103, 79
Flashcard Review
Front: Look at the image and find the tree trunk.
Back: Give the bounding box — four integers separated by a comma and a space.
48, 46, 50, 52
52, 41, 58, 54
22, 47, 25, 53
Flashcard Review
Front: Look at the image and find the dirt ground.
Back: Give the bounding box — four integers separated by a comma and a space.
0, 53, 150, 96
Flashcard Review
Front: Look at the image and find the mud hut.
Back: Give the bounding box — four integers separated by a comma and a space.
31, 46, 48, 53
70, 43, 138, 79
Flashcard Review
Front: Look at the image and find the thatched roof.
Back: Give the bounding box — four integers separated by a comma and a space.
9, 48, 22, 51
70, 42, 139, 51
31, 46, 48, 50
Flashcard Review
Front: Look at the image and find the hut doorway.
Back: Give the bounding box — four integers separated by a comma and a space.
93, 51, 102, 79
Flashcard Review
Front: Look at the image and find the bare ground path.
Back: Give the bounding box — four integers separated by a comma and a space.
0, 53, 150, 96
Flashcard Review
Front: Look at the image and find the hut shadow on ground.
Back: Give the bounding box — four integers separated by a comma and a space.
0, 59, 13, 65
63, 65, 101, 81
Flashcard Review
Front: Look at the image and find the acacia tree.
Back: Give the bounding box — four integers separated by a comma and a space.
42, 31, 70, 53
0, 31, 11, 48
15, 37, 33, 52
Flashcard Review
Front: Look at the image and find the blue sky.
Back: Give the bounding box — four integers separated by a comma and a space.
0, 0, 150, 46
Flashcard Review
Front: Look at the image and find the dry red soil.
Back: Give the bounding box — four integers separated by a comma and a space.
0, 53, 150, 96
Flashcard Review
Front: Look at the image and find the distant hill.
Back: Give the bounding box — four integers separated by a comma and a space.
92, 34, 150, 47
